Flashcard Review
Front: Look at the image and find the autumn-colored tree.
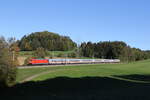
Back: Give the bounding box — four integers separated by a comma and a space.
0, 37, 17, 87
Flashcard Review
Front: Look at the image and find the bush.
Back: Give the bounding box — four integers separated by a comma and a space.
33, 47, 48, 58
68, 52, 77, 58
24, 57, 32, 65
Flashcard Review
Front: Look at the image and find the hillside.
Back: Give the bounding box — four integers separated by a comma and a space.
18, 31, 77, 51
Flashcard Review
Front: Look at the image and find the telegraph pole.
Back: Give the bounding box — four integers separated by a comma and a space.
52, 40, 54, 58
12, 51, 15, 62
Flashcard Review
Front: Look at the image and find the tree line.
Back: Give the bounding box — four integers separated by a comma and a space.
80, 41, 150, 62
18, 31, 77, 51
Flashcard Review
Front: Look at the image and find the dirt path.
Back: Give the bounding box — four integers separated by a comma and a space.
20, 69, 64, 83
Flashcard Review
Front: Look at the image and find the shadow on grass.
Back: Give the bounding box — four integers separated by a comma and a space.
1, 75, 150, 100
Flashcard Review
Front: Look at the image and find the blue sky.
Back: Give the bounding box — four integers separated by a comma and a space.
0, 0, 149, 50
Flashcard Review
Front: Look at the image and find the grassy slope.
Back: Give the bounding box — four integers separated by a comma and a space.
17, 60, 150, 83
19, 51, 73, 57
4, 60, 150, 100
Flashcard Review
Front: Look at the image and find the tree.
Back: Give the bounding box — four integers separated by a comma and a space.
0, 37, 17, 87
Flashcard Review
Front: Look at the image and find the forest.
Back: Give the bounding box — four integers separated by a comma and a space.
18, 31, 77, 51
80, 41, 150, 62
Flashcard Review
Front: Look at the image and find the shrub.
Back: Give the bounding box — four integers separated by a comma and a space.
33, 47, 48, 58
68, 52, 77, 58
24, 57, 32, 65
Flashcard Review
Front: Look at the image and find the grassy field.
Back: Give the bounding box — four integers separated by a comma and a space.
17, 60, 150, 82
19, 51, 74, 57
3, 60, 150, 100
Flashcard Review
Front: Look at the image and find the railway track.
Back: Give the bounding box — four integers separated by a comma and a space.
18, 63, 96, 69
18, 62, 120, 69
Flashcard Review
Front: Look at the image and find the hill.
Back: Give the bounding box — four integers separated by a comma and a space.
18, 31, 77, 51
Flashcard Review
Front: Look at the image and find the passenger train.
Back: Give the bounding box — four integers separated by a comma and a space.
28, 58, 120, 65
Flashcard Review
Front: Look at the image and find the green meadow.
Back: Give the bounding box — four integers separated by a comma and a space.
3, 60, 150, 100
17, 60, 150, 83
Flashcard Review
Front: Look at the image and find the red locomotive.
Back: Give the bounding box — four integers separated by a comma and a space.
29, 59, 49, 65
